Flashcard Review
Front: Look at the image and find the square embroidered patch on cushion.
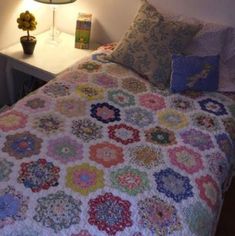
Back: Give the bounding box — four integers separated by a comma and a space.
170, 54, 220, 93
106, 0, 201, 89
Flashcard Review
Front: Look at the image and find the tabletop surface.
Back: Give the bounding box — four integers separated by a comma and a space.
0, 31, 96, 75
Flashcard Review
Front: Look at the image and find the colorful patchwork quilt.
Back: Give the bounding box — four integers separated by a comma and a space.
0, 44, 234, 236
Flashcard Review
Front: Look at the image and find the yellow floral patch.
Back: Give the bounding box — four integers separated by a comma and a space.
0, 111, 27, 132
76, 83, 104, 101
157, 109, 189, 130
66, 163, 104, 195
56, 97, 87, 118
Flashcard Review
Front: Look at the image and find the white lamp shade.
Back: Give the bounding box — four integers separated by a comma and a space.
34, 0, 76, 4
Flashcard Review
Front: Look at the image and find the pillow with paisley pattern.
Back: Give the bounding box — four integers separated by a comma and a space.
170, 54, 220, 93
106, 0, 201, 89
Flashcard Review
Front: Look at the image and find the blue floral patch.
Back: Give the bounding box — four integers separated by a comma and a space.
90, 102, 121, 123
198, 98, 228, 116
33, 191, 81, 233
0, 194, 20, 219
154, 168, 193, 202
2, 132, 43, 159
108, 89, 135, 108
137, 196, 182, 234
0, 186, 29, 229
17, 159, 60, 192
170, 54, 219, 93
92, 53, 111, 64
124, 107, 154, 128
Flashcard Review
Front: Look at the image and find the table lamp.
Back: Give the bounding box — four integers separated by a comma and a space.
34, 0, 77, 42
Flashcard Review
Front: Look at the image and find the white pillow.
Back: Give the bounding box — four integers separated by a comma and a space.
219, 58, 235, 92
185, 23, 230, 57
221, 28, 235, 91
147, 4, 234, 91
223, 28, 235, 61
185, 23, 234, 92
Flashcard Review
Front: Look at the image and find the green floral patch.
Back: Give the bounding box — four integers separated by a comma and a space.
110, 166, 149, 196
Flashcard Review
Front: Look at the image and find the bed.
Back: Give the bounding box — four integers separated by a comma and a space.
0, 42, 234, 236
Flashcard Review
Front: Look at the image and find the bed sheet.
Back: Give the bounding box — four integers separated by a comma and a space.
0, 45, 234, 236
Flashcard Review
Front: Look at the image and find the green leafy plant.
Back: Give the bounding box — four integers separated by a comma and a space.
17, 11, 37, 40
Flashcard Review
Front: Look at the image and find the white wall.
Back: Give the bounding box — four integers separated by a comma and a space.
1, 0, 235, 51
0, 0, 51, 106
150, 0, 234, 27
56, 0, 235, 44
56, 0, 141, 44
0, 0, 51, 50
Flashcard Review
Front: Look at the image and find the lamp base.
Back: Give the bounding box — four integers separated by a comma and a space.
45, 26, 62, 45
44, 6, 62, 45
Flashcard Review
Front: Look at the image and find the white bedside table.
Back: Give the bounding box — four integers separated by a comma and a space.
0, 31, 97, 105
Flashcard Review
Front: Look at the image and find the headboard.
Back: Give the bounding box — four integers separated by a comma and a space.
56, 0, 235, 44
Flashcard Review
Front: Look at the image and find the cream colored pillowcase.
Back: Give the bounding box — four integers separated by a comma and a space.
107, 0, 201, 88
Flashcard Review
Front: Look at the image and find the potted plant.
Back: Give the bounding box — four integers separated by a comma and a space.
17, 10, 37, 55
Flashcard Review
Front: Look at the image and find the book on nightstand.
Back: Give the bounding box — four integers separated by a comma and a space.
75, 13, 92, 49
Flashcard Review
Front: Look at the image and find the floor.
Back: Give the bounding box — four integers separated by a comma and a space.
216, 178, 235, 236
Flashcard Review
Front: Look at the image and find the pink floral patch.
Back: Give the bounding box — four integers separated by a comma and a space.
0, 111, 27, 132
66, 163, 104, 195
47, 136, 83, 164
196, 175, 220, 211
89, 142, 124, 168
18, 95, 51, 113
99, 42, 117, 51
88, 192, 132, 235
71, 230, 92, 236
18, 159, 60, 192
58, 70, 89, 84
108, 123, 140, 145
92, 73, 118, 88
139, 93, 166, 111
97, 107, 114, 118
168, 146, 203, 174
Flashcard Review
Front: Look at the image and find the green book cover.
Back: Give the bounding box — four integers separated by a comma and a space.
75, 13, 92, 49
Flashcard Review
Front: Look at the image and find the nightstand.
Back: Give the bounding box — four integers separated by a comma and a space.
0, 31, 98, 105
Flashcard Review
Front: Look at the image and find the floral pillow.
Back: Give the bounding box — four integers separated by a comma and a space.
170, 54, 220, 93
106, 0, 201, 89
